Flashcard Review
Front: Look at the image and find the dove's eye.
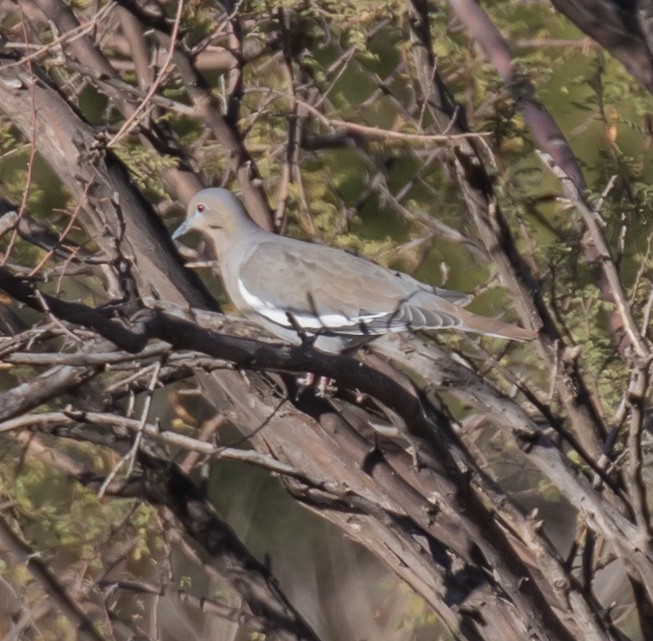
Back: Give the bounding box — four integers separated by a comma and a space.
196, 203, 206, 213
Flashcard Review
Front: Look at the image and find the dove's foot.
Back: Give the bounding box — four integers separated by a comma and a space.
296, 373, 337, 398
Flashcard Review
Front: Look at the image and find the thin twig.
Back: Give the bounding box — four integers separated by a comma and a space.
245, 87, 489, 143
107, 0, 184, 147
97, 358, 164, 497
540, 152, 650, 358
0, 3, 116, 72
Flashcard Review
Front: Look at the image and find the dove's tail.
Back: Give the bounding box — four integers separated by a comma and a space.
454, 307, 537, 341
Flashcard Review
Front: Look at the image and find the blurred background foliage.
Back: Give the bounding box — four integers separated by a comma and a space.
1, 0, 653, 639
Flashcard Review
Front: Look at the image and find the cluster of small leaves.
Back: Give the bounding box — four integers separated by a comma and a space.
182, 2, 225, 43
0, 450, 162, 571
0, 120, 22, 160
113, 142, 181, 201
0, 444, 165, 638
563, 284, 628, 408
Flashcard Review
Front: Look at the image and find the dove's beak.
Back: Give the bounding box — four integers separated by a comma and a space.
172, 218, 192, 240
172, 208, 203, 240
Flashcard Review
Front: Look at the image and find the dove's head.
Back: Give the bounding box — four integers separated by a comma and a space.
172, 188, 258, 252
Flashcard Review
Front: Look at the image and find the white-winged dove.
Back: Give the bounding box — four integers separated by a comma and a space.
173, 188, 535, 353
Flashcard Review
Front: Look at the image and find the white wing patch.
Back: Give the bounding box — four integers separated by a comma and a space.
237, 278, 387, 333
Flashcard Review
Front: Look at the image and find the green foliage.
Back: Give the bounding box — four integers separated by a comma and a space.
395, 581, 438, 633
0, 448, 163, 610
0, 121, 21, 159
4, 1, 653, 638
113, 142, 180, 200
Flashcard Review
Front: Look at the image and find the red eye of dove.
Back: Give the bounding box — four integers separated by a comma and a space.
196, 203, 206, 213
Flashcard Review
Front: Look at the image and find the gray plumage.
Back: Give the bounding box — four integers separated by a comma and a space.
173, 188, 535, 352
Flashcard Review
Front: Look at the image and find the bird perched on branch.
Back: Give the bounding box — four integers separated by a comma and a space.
173, 188, 535, 353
